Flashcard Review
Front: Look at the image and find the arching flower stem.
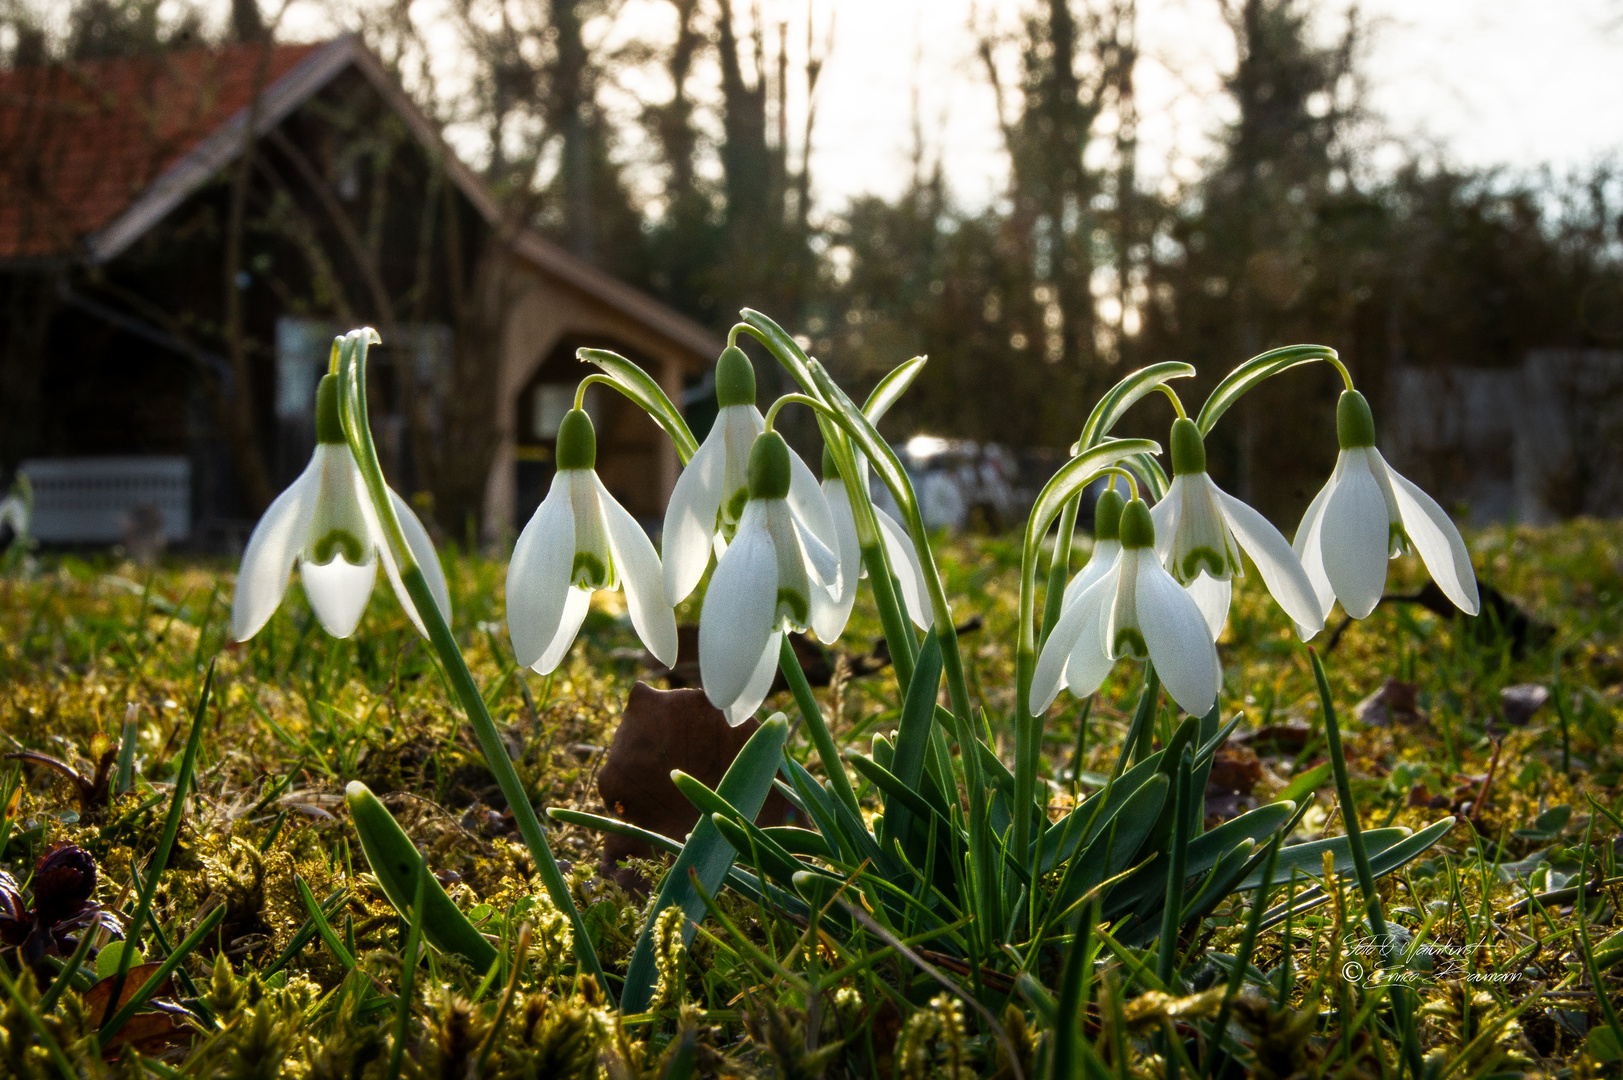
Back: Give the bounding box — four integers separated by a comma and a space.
1014, 454, 1156, 881
735, 312, 998, 934
333, 330, 610, 1003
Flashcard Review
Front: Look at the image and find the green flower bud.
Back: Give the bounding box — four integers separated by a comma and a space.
1169, 417, 1206, 475
555, 409, 597, 470
715, 346, 756, 408
1093, 486, 1125, 541
315, 374, 344, 444
1336, 389, 1377, 449
748, 431, 791, 500
1118, 497, 1156, 550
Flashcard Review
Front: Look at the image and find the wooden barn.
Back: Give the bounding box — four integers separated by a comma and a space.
0, 34, 722, 549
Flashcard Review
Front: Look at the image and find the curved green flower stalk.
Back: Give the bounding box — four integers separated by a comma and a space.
1011, 446, 1160, 872
1039, 362, 1195, 652
332, 329, 609, 1001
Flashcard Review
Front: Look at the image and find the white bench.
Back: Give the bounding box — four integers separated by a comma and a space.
18, 457, 191, 543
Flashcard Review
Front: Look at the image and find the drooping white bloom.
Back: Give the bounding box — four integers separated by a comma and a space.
663, 346, 837, 606
231, 374, 450, 641
1293, 390, 1479, 635
1032, 495, 1221, 718
700, 430, 840, 725
507, 408, 678, 675
811, 448, 932, 644
1150, 418, 1325, 640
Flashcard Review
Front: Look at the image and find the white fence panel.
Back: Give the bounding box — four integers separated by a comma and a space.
19, 457, 191, 543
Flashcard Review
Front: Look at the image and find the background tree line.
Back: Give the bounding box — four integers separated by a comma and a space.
4, 0, 1621, 526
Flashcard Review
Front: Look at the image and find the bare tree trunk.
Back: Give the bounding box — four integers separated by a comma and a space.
220, 37, 277, 514
551, 0, 595, 260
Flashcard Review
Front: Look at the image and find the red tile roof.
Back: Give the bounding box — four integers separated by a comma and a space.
0, 41, 324, 260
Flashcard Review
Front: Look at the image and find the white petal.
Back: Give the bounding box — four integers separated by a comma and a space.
1318, 448, 1391, 619
724, 632, 783, 726
1293, 471, 1337, 635
793, 511, 841, 593
1134, 557, 1221, 716
1149, 485, 1178, 563
700, 504, 780, 710
877, 507, 934, 629
1375, 451, 1480, 616
662, 422, 727, 605
787, 445, 839, 564
1064, 539, 1121, 607
596, 475, 680, 666
300, 553, 378, 638
362, 482, 454, 639
506, 472, 579, 670
1213, 482, 1324, 636
231, 457, 319, 641
810, 482, 860, 643
1031, 566, 1116, 712
535, 587, 592, 674
1165, 474, 1234, 583
1186, 571, 1231, 640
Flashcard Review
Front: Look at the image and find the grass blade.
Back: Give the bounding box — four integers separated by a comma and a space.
102, 660, 213, 1033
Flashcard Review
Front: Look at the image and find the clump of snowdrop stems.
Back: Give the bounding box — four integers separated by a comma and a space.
228, 317, 1480, 1005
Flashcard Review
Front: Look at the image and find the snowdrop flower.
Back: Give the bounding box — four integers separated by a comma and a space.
1150, 418, 1324, 640
700, 430, 840, 724
232, 374, 450, 641
663, 346, 837, 605
1032, 495, 1221, 717
1293, 390, 1479, 634
812, 445, 932, 643
506, 408, 678, 675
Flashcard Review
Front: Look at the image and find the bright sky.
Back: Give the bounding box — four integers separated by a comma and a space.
272, 0, 1623, 214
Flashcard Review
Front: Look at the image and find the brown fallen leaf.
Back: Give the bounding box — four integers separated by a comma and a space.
596, 682, 795, 892
1237, 724, 1312, 757
83, 962, 172, 1023
1355, 678, 1422, 727
1205, 744, 1263, 826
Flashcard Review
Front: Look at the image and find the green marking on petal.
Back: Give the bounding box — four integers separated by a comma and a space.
724, 487, 750, 525
1181, 546, 1227, 581
1388, 522, 1411, 558
572, 551, 611, 589
776, 588, 808, 626
1113, 627, 1147, 660
311, 529, 365, 565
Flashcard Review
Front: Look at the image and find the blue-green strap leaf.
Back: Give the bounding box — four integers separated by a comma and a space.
620, 714, 789, 1013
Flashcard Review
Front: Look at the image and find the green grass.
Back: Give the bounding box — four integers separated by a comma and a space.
0, 520, 1619, 1077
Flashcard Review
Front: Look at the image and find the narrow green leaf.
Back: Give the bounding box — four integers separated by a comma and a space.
346, 782, 498, 972
862, 355, 927, 422
578, 348, 699, 463
621, 715, 789, 1013
883, 630, 943, 849
100, 904, 227, 1041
